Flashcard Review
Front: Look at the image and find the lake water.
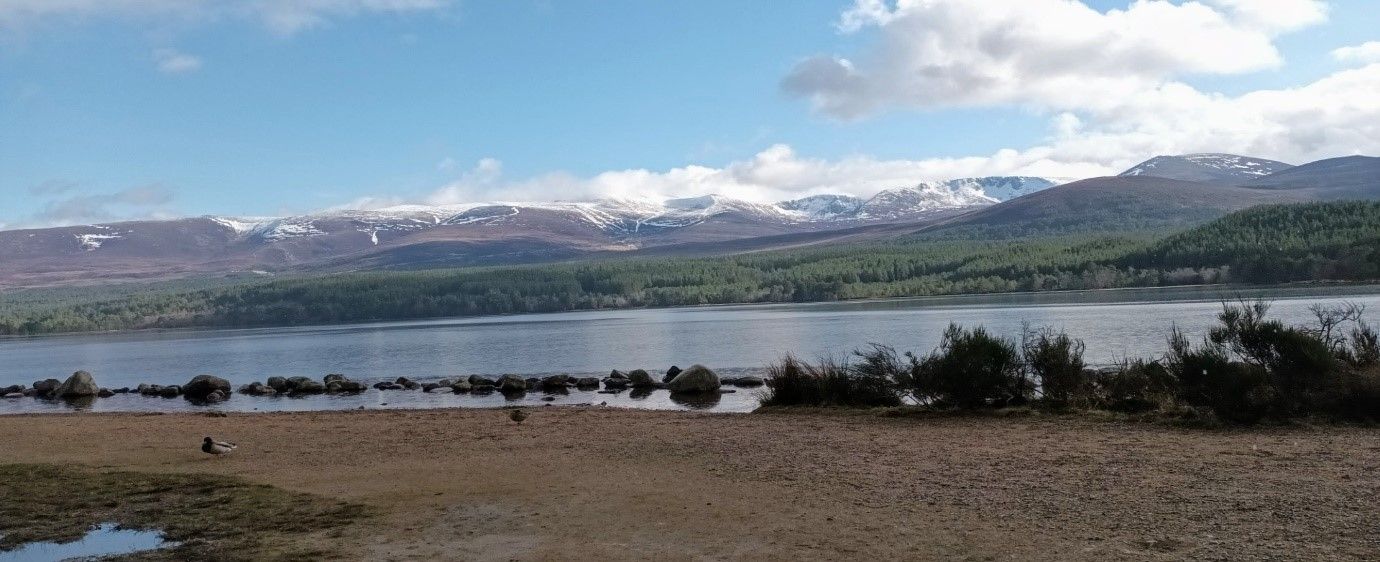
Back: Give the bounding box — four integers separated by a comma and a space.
3, 284, 1379, 414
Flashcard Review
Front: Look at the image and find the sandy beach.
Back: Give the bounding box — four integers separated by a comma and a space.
1, 407, 1377, 561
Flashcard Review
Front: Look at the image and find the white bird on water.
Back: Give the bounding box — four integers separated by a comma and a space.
202, 436, 237, 456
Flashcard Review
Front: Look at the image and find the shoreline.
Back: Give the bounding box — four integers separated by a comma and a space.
5, 280, 1379, 341
3, 407, 1376, 560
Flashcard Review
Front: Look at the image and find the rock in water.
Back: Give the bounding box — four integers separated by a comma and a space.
541, 375, 570, 390
732, 375, 765, 387
266, 376, 290, 392
294, 380, 326, 394
183, 375, 232, 400
663, 366, 682, 383
32, 379, 62, 395
497, 374, 527, 393
627, 369, 656, 388
666, 365, 721, 394
56, 371, 100, 398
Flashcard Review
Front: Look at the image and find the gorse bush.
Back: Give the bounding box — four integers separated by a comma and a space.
1022, 327, 1088, 407
758, 299, 1380, 424
761, 354, 903, 408
912, 324, 1030, 408
1090, 360, 1177, 413
1165, 300, 1380, 422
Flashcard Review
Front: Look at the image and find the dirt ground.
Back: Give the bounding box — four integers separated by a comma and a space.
1, 407, 1377, 561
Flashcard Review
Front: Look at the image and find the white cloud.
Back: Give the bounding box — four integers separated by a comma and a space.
153, 48, 202, 73
0, 0, 452, 35
785, 0, 1323, 117
414, 145, 1108, 207
782, 0, 1374, 174
1332, 41, 1380, 65
16, 184, 178, 228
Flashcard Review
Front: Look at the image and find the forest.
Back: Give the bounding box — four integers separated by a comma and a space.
1, 201, 1377, 336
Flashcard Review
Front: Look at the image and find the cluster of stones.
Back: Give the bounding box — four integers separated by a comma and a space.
1, 371, 234, 403
367, 365, 763, 396
236, 374, 368, 396
3, 365, 766, 404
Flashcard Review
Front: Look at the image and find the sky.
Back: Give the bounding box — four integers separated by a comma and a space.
1, 0, 1377, 229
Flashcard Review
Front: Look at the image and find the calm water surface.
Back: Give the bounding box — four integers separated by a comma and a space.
3, 284, 1378, 414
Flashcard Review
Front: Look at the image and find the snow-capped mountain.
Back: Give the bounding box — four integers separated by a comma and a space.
0, 175, 1065, 286
1120, 154, 1294, 184
206, 175, 1066, 245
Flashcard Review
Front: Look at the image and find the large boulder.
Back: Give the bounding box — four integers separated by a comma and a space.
266, 376, 290, 392
32, 379, 62, 395
324, 374, 347, 385
541, 375, 570, 390
183, 375, 232, 400
602, 377, 630, 390
451, 381, 473, 393
294, 380, 326, 394
627, 370, 656, 388
497, 374, 527, 393
575, 377, 601, 388
2, 384, 24, 395
666, 365, 720, 394
159, 385, 183, 398
56, 371, 100, 398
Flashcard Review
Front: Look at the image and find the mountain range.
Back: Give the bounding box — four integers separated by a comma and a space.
1, 155, 1376, 287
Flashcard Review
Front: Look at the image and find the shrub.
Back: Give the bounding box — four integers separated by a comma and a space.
1090, 360, 1177, 413
1023, 327, 1088, 407
1208, 300, 1336, 415
761, 353, 903, 408
1166, 324, 1275, 423
912, 324, 1030, 408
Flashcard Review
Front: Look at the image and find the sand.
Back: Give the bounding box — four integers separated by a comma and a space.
1, 407, 1377, 561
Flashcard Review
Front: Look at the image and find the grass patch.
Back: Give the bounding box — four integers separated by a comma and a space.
0, 463, 373, 561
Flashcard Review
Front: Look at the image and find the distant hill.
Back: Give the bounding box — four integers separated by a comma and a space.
0, 176, 1063, 288
923, 176, 1304, 237
1120, 153, 1294, 183
1242, 156, 1380, 200
1120, 201, 1380, 283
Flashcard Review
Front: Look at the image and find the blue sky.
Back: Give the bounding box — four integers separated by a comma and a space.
1, 0, 1377, 228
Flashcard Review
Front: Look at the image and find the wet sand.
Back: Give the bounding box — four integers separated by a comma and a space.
1, 407, 1377, 561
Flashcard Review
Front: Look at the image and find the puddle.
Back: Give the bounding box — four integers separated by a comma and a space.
0, 523, 174, 561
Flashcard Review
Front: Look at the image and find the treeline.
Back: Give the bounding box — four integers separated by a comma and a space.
762, 300, 1380, 424
1, 202, 1378, 336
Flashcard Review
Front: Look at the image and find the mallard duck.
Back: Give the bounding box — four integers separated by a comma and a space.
509, 409, 528, 424
202, 436, 237, 456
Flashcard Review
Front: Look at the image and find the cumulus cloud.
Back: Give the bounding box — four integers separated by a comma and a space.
410, 145, 1109, 207
1332, 41, 1380, 65
153, 48, 202, 73
18, 184, 177, 228
0, 0, 452, 35
785, 0, 1322, 116
781, 0, 1373, 173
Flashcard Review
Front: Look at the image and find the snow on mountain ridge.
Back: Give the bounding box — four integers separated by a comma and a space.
202, 176, 1066, 242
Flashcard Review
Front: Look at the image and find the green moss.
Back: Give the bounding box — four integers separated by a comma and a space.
0, 464, 373, 561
